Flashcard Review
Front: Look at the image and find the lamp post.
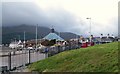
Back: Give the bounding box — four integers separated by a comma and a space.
86, 17, 92, 46
36, 24, 38, 51
86, 17, 91, 36
23, 31, 26, 50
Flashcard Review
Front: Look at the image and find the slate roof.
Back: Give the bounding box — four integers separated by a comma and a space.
43, 33, 64, 41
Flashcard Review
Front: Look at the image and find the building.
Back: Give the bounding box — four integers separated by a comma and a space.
9, 40, 23, 49
43, 28, 64, 41
94, 34, 116, 44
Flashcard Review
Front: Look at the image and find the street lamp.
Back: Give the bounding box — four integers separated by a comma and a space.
86, 17, 91, 36
86, 17, 92, 46
23, 31, 26, 50
36, 24, 38, 51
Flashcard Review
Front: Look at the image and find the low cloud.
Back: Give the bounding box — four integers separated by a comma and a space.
2, 2, 118, 36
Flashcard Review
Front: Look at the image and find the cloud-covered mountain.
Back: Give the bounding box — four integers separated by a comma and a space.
2, 25, 79, 44
2, 2, 118, 37
2, 2, 84, 35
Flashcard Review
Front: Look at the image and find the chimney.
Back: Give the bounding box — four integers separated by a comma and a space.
90, 35, 93, 39
100, 34, 103, 38
107, 34, 109, 38
112, 34, 115, 38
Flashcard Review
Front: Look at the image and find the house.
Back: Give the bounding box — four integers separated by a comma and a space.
94, 34, 116, 44
9, 40, 24, 49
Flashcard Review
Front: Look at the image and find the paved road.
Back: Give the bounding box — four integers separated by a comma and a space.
1, 52, 45, 69
0, 46, 17, 52
0, 47, 46, 71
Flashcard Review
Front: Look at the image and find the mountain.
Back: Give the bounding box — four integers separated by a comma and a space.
2, 25, 79, 44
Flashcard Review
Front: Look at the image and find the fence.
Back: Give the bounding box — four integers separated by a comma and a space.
39, 43, 81, 56
0, 44, 81, 73
1, 50, 45, 73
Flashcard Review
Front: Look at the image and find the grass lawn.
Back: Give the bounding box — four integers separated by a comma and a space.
28, 42, 119, 72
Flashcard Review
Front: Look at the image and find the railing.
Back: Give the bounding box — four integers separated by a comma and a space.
0, 44, 81, 73
0, 49, 45, 73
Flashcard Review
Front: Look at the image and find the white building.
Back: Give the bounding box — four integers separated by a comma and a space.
9, 40, 23, 49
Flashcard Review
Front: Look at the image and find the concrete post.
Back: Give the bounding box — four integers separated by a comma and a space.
28, 50, 31, 64
8, 52, 11, 71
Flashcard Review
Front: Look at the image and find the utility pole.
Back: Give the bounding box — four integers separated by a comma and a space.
24, 31, 26, 49
36, 24, 38, 51
86, 17, 91, 36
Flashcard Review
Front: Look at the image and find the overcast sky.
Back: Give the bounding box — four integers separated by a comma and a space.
1, 0, 119, 37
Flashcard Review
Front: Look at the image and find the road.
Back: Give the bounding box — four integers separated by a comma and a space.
0, 46, 46, 71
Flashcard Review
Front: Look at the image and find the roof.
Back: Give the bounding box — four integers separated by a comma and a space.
43, 33, 64, 41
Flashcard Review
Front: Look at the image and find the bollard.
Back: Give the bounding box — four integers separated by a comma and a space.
8, 52, 11, 71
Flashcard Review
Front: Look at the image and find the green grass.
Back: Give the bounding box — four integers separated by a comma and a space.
28, 42, 119, 72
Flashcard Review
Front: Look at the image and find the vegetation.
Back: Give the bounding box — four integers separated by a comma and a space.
28, 42, 118, 72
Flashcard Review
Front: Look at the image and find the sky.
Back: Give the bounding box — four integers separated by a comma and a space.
1, 0, 119, 37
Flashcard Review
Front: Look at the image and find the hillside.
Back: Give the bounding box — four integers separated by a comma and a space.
28, 42, 118, 72
2, 25, 79, 44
